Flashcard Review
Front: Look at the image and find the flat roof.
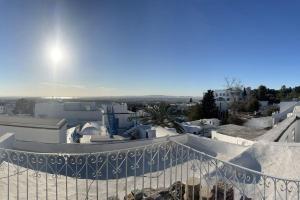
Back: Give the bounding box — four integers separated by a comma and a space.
0, 116, 67, 129
215, 124, 267, 140
90, 135, 129, 142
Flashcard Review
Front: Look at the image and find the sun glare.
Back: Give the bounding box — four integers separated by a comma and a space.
47, 42, 67, 65
50, 46, 63, 63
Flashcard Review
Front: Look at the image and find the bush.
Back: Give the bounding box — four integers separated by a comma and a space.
230, 97, 260, 113
187, 104, 203, 121
265, 105, 279, 116
246, 97, 260, 112
226, 114, 245, 125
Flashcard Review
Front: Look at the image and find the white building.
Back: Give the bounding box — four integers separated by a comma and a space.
213, 89, 244, 111
0, 104, 5, 114
153, 126, 178, 137
181, 122, 203, 134
35, 101, 102, 126
0, 116, 67, 143
199, 118, 220, 126
122, 125, 156, 139
173, 102, 198, 112
101, 103, 134, 134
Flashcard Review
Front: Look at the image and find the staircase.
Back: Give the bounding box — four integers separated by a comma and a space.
107, 106, 117, 135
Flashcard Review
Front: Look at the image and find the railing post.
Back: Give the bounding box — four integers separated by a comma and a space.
150, 145, 153, 190
7, 157, 9, 200
65, 155, 68, 200
142, 147, 145, 191
125, 150, 128, 200
106, 153, 109, 199
199, 154, 202, 200
85, 155, 88, 200
274, 178, 276, 200
170, 143, 173, 187
26, 153, 29, 200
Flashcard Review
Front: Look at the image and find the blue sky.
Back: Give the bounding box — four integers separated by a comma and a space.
1, 0, 300, 97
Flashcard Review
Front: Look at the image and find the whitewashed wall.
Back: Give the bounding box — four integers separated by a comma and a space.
277, 118, 300, 143
0, 124, 66, 143
244, 117, 273, 129
35, 102, 102, 122
211, 131, 254, 146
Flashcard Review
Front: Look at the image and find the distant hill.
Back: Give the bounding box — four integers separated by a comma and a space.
0, 95, 202, 104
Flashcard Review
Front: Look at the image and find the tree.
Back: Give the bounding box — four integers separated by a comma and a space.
187, 103, 204, 121
189, 98, 193, 103
202, 90, 218, 118
242, 88, 247, 100
294, 86, 300, 94
257, 85, 268, 101
13, 98, 35, 115
226, 114, 245, 125
278, 85, 289, 100
224, 78, 243, 114
138, 103, 184, 133
246, 97, 260, 112
225, 77, 243, 103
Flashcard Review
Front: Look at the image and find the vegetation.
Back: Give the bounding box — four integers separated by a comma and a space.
246, 97, 260, 112
223, 79, 260, 113
13, 98, 35, 115
127, 103, 145, 112
188, 90, 218, 121
223, 113, 245, 125
202, 90, 218, 118
138, 103, 184, 133
231, 96, 260, 113
253, 85, 300, 103
188, 103, 203, 121
264, 105, 280, 116
224, 78, 244, 113
182, 81, 300, 126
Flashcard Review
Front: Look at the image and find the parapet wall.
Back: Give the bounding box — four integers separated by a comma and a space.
0, 133, 247, 163
0, 133, 14, 148
257, 114, 300, 142
10, 134, 187, 153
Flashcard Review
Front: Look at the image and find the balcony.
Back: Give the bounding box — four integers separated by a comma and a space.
0, 134, 299, 199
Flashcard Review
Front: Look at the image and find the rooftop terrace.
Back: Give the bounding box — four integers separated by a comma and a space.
0, 116, 67, 129
215, 124, 267, 140
1, 131, 300, 199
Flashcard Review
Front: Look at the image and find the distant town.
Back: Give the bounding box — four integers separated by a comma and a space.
1, 81, 300, 199
0, 80, 299, 144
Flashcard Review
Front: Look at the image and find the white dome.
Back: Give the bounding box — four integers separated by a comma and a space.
80, 122, 101, 135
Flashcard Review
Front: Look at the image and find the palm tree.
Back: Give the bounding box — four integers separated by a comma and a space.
137, 103, 185, 133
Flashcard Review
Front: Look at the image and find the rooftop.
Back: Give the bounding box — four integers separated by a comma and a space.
215, 124, 267, 140
0, 116, 67, 129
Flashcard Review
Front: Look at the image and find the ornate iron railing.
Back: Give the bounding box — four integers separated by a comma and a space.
0, 140, 299, 199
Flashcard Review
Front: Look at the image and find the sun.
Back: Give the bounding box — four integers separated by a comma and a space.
47, 42, 67, 65
50, 45, 63, 64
